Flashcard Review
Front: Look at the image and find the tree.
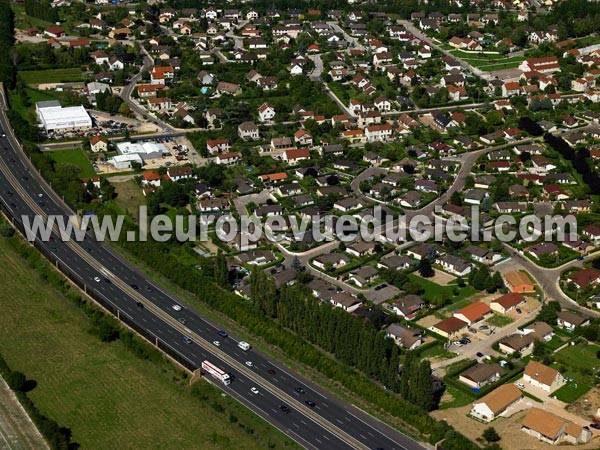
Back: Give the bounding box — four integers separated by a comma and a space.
482, 427, 501, 443
213, 250, 229, 288
418, 258, 434, 278
291, 256, 304, 272
6, 371, 26, 391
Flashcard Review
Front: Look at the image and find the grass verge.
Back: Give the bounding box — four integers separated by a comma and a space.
0, 230, 297, 450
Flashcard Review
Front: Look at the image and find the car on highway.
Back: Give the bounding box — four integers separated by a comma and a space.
136, 302, 144, 309
218, 330, 228, 338
280, 405, 290, 413
295, 387, 305, 394
38, 193, 43, 198
305, 400, 316, 408
145, 285, 153, 292
94, 276, 101, 282
212, 340, 220, 347
178, 318, 186, 325
267, 369, 276, 375
171, 304, 182, 311
250, 387, 259, 395
245, 361, 253, 367
130, 284, 139, 290
183, 336, 192, 344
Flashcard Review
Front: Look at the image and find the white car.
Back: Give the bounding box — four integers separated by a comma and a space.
213, 340, 220, 347
250, 387, 259, 395
94, 276, 101, 282
515, 382, 525, 389
245, 361, 253, 367
171, 304, 182, 311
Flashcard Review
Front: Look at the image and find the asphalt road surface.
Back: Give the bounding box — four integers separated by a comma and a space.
0, 89, 425, 450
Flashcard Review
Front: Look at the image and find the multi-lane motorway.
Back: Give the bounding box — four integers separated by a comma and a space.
0, 89, 425, 450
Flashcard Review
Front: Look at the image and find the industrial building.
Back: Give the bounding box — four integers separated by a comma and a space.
116, 141, 167, 161
35, 101, 92, 133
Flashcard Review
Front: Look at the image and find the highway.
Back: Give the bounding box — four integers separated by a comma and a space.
0, 87, 425, 450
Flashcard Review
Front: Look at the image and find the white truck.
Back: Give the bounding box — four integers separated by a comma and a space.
201, 360, 231, 385
238, 341, 251, 351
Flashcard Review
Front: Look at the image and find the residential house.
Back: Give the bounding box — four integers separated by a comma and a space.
386, 324, 423, 350
389, 295, 424, 320
459, 363, 505, 389
215, 152, 241, 165
521, 322, 554, 342
89, 136, 108, 153
430, 317, 468, 339
331, 292, 362, 313
556, 311, 590, 331
504, 271, 535, 293
436, 255, 472, 276
498, 333, 535, 355
521, 408, 591, 446
258, 102, 276, 122
238, 122, 259, 140
206, 138, 230, 155
313, 253, 350, 271
490, 293, 526, 315
470, 384, 523, 423
453, 301, 492, 325
523, 361, 565, 393
283, 148, 311, 165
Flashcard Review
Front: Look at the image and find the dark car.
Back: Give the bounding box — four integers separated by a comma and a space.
295, 387, 305, 394
136, 302, 144, 309
267, 369, 276, 375
476, 352, 484, 358
305, 400, 316, 407
280, 405, 290, 413
130, 284, 139, 290
145, 285, 153, 292
590, 423, 600, 430
218, 330, 228, 338
374, 283, 388, 291
183, 336, 192, 344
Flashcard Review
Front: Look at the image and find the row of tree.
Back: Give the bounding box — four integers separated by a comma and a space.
544, 133, 600, 195
24, 0, 58, 23
0, 0, 15, 89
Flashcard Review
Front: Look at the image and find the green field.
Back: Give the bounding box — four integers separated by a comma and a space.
49, 148, 96, 177
409, 274, 477, 305
0, 235, 295, 450
19, 68, 84, 85
550, 342, 600, 403
449, 50, 525, 71
111, 179, 147, 220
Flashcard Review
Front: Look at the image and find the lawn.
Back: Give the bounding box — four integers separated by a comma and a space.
439, 384, 474, 410
408, 274, 477, 305
111, 179, 147, 220
0, 235, 294, 450
19, 68, 84, 85
552, 381, 592, 403
486, 314, 513, 328
49, 149, 96, 177
449, 50, 525, 71
419, 343, 456, 360
550, 342, 600, 403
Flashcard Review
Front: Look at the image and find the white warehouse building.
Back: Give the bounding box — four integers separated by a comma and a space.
116, 141, 167, 161
35, 101, 92, 133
